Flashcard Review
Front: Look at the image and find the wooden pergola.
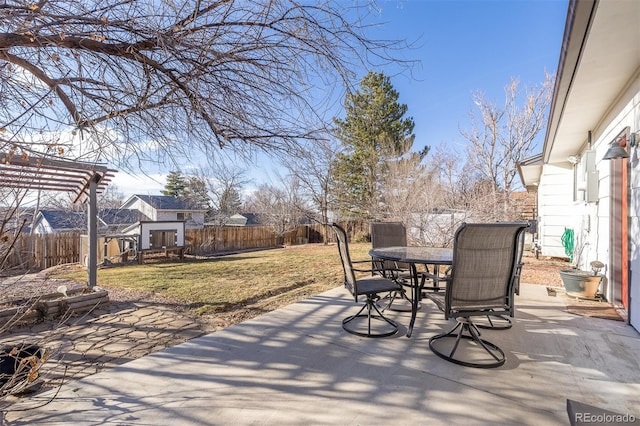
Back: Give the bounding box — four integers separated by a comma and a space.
0, 152, 116, 287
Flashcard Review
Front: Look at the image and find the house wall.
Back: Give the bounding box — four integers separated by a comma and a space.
121, 198, 156, 221
120, 196, 205, 229
156, 211, 205, 229
589, 76, 640, 329
31, 217, 53, 234
537, 164, 575, 258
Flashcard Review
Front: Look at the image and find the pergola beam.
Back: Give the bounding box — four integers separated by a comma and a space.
0, 152, 116, 287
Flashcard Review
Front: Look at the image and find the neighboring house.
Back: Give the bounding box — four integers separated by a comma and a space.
1, 207, 34, 234
518, 0, 639, 331
210, 212, 261, 227
32, 210, 87, 234
32, 209, 141, 234
223, 213, 250, 227
120, 195, 206, 229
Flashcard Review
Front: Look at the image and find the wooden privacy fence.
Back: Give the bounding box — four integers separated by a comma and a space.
186, 223, 367, 255
1, 222, 368, 271
186, 226, 279, 255
2, 232, 81, 271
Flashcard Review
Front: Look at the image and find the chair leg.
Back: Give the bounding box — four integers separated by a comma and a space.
343, 295, 399, 338
475, 312, 512, 330
379, 286, 414, 312
429, 318, 505, 368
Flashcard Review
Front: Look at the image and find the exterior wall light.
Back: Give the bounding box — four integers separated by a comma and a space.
603, 133, 637, 160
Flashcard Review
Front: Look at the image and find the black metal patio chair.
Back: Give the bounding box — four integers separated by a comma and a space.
370, 221, 410, 273
370, 221, 414, 310
332, 223, 404, 338
426, 222, 529, 368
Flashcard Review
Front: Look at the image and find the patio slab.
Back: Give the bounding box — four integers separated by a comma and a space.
5, 283, 640, 425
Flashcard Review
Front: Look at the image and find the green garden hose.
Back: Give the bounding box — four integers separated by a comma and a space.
561, 228, 575, 263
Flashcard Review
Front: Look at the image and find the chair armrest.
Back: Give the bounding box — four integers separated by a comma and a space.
421, 266, 452, 281
424, 291, 446, 312
352, 267, 404, 274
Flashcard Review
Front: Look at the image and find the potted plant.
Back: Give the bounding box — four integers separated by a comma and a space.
559, 227, 603, 300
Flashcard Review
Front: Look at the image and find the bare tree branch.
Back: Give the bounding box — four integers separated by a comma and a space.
1, 0, 413, 170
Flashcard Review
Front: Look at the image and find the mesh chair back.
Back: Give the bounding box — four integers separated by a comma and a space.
447, 222, 529, 317
370, 222, 407, 247
512, 226, 528, 295
370, 222, 409, 269
331, 223, 357, 297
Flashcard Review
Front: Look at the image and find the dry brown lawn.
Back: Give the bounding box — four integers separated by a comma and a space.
40, 243, 569, 328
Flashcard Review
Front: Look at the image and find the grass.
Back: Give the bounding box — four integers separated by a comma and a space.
50, 243, 372, 317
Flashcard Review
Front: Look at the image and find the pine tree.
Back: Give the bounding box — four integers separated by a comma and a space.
184, 176, 212, 210
332, 71, 416, 219
219, 187, 243, 217
162, 171, 187, 196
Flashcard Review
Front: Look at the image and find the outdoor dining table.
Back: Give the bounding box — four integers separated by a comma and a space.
369, 246, 453, 338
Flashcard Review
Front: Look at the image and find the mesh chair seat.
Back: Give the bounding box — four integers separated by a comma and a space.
355, 277, 403, 296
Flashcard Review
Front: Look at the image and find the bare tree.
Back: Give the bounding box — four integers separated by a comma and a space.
284, 138, 340, 243
378, 150, 432, 222
1, 0, 411, 171
460, 73, 553, 219
200, 164, 247, 228
0, 188, 31, 272
383, 148, 467, 247
244, 176, 308, 237
97, 184, 125, 209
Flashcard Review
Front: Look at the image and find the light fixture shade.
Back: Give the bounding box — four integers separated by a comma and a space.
603, 145, 629, 160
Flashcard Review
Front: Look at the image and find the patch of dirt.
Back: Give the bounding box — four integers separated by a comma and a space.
520, 252, 568, 287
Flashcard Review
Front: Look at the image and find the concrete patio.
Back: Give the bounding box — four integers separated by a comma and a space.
5, 283, 640, 425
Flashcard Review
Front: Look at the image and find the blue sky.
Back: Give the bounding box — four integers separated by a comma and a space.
376, 0, 568, 153
113, 0, 569, 197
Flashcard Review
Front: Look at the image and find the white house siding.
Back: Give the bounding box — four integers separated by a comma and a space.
531, 0, 639, 331
121, 199, 156, 221
32, 219, 53, 234
120, 196, 204, 229
156, 211, 204, 229
156, 211, 177, 221
537, 164, 575, 258
631, 161, 640, 330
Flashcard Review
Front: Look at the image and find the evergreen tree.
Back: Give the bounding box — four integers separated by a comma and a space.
219, 187, 243, 217
162, 171, 187, 196
332, 71, 416, 219
184, 176, 212, 210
